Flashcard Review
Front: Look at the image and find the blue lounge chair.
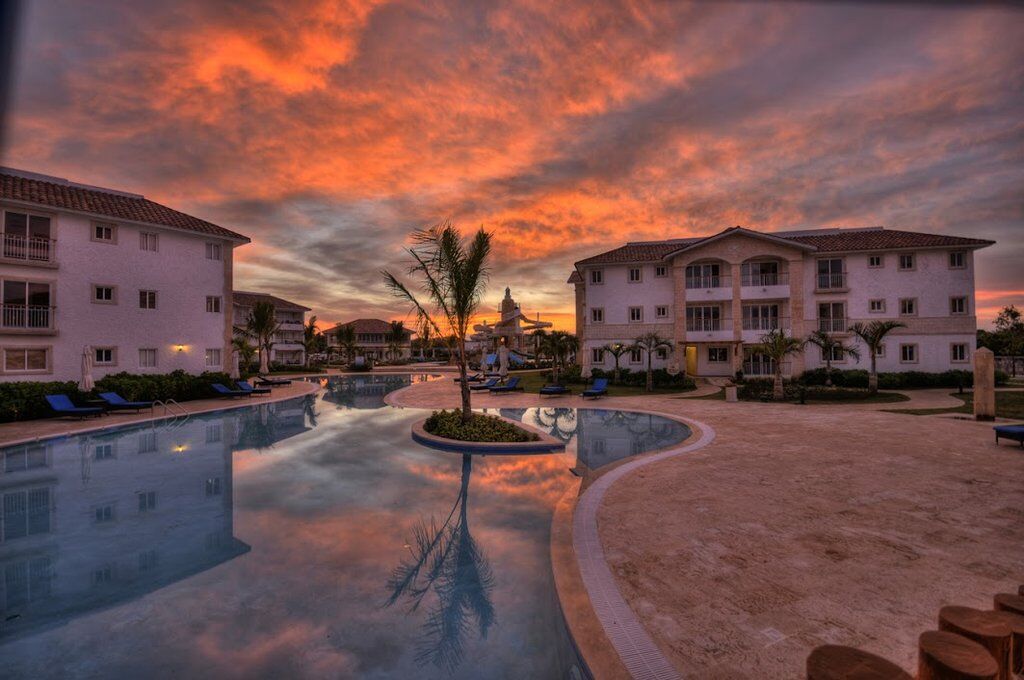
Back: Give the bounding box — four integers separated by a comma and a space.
212, 383, 248, 398
539, 384, 571, 397
237, 380, 271, 396
994, 424, 1024, 448
582, 378, 609, 400
489, 377, 522, 394
98, 392, 154, 413
45, 394, 103, 418
454, 373, 483, 383
469, 378, 499, 391
255, 374, 291, 386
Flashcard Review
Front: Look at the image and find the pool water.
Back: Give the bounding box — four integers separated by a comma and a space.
0, 375, 690, 679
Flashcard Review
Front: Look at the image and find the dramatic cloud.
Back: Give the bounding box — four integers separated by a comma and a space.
2, 0, 1021, 327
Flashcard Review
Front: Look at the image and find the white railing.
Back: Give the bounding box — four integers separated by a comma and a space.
818, 318, 848, 333
743, 359, 791, 376
742, 316, 788, 331
817, 272, 847, 289
685, 275, 729, 289
686, 318, 722, 332
741, 272, 789, 287
1, 304, 55, 330
2, 234, 55, 263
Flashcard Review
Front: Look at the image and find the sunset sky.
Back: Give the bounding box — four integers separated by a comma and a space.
1, 0, 1021, 329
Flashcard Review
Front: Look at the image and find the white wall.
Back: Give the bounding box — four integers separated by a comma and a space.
581, 263, 675, 326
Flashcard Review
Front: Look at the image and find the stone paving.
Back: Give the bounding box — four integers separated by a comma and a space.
389, 376, 1024, 679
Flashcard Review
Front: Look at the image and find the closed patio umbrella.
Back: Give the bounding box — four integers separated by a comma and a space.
230, 350, 241, 380
79, 345, 95, 392
498, 344, 509, 379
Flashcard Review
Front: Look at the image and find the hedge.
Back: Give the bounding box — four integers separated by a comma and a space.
545, 365, 696, 390
0, 380, 83, 423
797, 368, 1008, 389
424, 410, 539, 443
737, 380, 901, 402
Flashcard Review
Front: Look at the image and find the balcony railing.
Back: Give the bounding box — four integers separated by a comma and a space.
1, 304, 55, 330
742, 316, 790, 331
685, 318, 723, 332
743, 359, 791, 377
2, 234, 56, 263
741, 272, 789, 287
818, 317, 849, 333
816, 272, 847, 290
685, 275, 730, 290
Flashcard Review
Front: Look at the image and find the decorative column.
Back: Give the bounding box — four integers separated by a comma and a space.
671, 260, 687, 373
974, 347, 996, 421
788, 258, 806, 375
574, 279, 591, 377
730, 261, 743, 375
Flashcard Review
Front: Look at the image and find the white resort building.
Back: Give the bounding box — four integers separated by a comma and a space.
569, 226, 994, 378
231, 291, 310, 367
0, 167, 249, 382
326, 318, 413, 362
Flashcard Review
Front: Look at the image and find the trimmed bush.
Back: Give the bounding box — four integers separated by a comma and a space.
0, 380, 84, 423
589, 367, 696, 390
94, 370, 233, 402
423, 409, 539, 443
798, 368, 1009, 389
737, 380, 906, 402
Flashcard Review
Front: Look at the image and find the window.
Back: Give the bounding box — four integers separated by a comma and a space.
629, 348, 642, 363
949, 251, 965, 269
139, 232, 158, 252
206, 296, 222, 313
875, 344, 886, 358
205, 477, 222, 496
628, 307, 643, 323
741, 261, 780, 286
656, 347, 669, 360
93, 285, 116, 304
138, 290, 157, 309
3, 348, 49, 373
205, 242, 222, 260
92, 222, 117, 243
94, 347, 115, 365
2, 487, 51, 541
92, 566, 114, 585
742, 304, 780, 331
628, 267, 642, 283
137, 431, 157, 454
4, 557, 53, 607
139, 550, 159, 572
899, 298, 917, 316
951, 344, 968, 363
708, 347, 729, 363
868, 255, 883, 268
2, 210, 52, 262
137, 491, 157, 512
685, 263, 722, 289
94, 443, 114, 460
205, 424, 222, 444
139, 348, 157, 369
655, 265, 668, 278
590, 307, 604, 323
898, 253, 915, 270
950, 297, 967, 315
900, 344, 917, 363
589, 269, 603, 285
655, 305, 669, 318
591, 348, 605, 363
94, 504, 115, 523
869, 299, 886, 313
824, 346, 845, 362
3, 444, 47, 472
686, 305, 722, 332
3, 279, 53, 328
205, 348, 222, 368
816, 259, 845, 289
818, 302, 846, 332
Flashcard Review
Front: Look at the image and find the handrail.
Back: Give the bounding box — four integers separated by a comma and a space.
153, 399, 188, 418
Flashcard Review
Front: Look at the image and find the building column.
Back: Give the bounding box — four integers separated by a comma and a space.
574, 281, 592, 377
730, 262, 744, 377
223, 243, 235, 373
671, 260, 687, 373
788, 258, 806, 375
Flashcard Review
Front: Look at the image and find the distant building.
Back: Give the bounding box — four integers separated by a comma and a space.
468, 287, 553, 357
232, 291, 311, 366
0, 167, 248, 382
326, 318, 413, 362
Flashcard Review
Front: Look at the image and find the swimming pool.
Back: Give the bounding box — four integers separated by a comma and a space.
0, 374, 690, 679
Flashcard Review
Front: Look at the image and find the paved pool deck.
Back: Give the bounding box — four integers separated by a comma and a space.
389, 377, 1024, 679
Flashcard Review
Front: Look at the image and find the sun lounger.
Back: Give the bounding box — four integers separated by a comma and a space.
45, 394, 104, 418
237, 380, 271, 396
255, 374, 291, 386
994, 424, 1024, 448
489, 377, 522, 394
539, 384, 571, 396
454, 373, 483, 383
469, 378, 500, 391
581, 378, 609, 400
98, 392, 154, 412
212, 383, 249, 398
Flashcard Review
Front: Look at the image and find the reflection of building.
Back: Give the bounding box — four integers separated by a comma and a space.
232, 291, 311, 366
321, 374, 417, 410
469, 287, 553, 357
326, 319, 413, 362
231, 396, 316, 451
0, 417, 249, 641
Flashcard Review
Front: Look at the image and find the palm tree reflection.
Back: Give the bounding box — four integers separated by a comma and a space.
384, 454, 495, 672
532, 407, 578, 442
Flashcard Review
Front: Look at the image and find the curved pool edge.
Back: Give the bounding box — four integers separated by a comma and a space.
557, 410, 717, 680
410, 415, 566, 454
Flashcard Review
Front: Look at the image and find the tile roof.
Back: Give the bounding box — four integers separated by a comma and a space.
233, 291, 311, 312
1, 168, 249, 242
327, 319, 414, 337
574, 227, 993, 266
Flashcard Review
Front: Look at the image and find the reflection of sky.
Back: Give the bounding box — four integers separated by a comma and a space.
1, 379, 582, 679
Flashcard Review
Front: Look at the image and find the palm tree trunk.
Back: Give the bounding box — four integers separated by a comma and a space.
868, 353, 878, 394
457, 337, 472, 422
614, 358, 620, 385
773, 369, 784, 400
646, 353, 653, 392
825, 357, 832, 386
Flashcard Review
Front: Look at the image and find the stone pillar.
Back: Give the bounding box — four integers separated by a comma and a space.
730, 261, 743, 377
574, 280, 592, 377
788, 258, 806, 376
223, 243, 235, 373
974, 347, 996, 421
672, 260, 687, 372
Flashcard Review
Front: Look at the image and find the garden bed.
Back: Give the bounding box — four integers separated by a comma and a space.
412, 410, 564, 454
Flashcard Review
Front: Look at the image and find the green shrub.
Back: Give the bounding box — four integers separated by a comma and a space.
738, 380, 904, 402
799, 368, 1008, 389
423, 409, 539, 443
0, 380, 84, 423
590, 367, 695, 390
94, 370, 233, 402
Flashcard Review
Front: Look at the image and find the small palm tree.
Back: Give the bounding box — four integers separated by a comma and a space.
383, 221, 492, 422
418, 323, 432, 360
541, 331, 579, 383
849, 320, 906, 393
232, 336, 257, 373
531, 329, 548, 366
335, 323, 357, 364
302, 315, 319, 367
386, 320, 407, 362
633, 333, 673, 392
752, 328, 806, 400
602, 342, 632, 385
805, 329, 861, 385
246, 300, 280, 374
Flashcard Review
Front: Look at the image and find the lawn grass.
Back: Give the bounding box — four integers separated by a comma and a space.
885, 390, 1024, 420
510, 370, 696, 397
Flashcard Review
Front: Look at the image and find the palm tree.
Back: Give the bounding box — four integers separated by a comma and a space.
849, 320, 906, 393
385, 320, 407, 363
335, 323, 357, 364
633, 332, 673, 392
302, 315, 319, 367
232, 336, 257, 374
602, 342, 632, 385
246, 300, 280, 374
383, 221, 492, 423
418, 323, 433, 360
541, 331, 579, 383
805, 329, 861, 385
531, 329, 548, 365
752, 328, 806, 400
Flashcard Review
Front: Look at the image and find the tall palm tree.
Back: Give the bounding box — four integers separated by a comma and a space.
335, 323, 357, 364
386, 320, 407, 362
849, 320, 906, 393
602, 342, 632, 385
752, 328, 806, 400
633, 332, 673, 392
302, 315, 319, 367
383, 221, 492, 422
232, 336, 257, 373
805, 329, 861, 385
246, 300, 280, 374
418, 322, 433, 360
531, 329, 548, 365
541, 331, 578, 383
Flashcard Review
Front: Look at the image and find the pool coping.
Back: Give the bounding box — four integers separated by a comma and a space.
410, 415, 566, 454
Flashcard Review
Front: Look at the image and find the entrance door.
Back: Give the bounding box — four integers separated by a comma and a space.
685, 345, 698, 375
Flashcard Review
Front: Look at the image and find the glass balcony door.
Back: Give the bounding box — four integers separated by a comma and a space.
2, 280, 53, 329
685, 263, 722, 289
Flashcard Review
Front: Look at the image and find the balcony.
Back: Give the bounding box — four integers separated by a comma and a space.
742, 359, 792, 377
277, 320, 304, 331
816, 272, 847, 292
818, 317, 849, 333
685, 275, 732, 302
1, 304, 56, 333
740, 271, 790, 300
1, 234, 57, 266
741, 316, 790, 343
685, 317, 733, 342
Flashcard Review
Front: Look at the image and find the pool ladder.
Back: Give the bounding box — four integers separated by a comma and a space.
153, 399, 190, 428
